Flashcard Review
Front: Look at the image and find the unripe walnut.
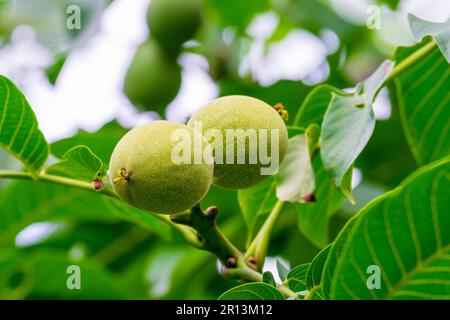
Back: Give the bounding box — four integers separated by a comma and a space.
123, 40, 181, 114
187, 95, 288, 189
147, 0, 202, 52
109, 121, 213, 214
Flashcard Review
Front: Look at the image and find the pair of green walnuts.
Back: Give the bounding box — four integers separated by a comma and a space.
110, 96, 289, 214
123, 0, 202, 114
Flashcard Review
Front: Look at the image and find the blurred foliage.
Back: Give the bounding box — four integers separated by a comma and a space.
0, 0, 107, 48
0, 0, 445, 300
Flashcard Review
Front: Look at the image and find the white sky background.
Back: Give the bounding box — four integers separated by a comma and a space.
0, 0, 449, 142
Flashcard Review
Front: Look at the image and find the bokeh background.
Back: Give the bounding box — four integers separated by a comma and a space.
0, 0, 449, 299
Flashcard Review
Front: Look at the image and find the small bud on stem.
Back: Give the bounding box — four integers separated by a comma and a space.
91, 179, 103, 191
247, 256, 257, 269
226, 257, 237, 268
302, 193, 316, 203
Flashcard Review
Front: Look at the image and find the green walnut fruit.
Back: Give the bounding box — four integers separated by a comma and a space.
147, 0, 202, 51
123, 40, 181, 114
187, 95, 289, 189
109, 120, 214, 214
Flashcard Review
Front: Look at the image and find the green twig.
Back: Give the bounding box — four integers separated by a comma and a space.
0, 170, 118, 197
386, 40, 436, 82
286, 125, 306, 132
170, 205, 243, 266
169, 204, 298, 298
169, 204, 297, 298
246, 200, 285, 269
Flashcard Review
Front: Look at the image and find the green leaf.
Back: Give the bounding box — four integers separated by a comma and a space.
304, 244, 332, 299
273, 0, 354, 38
205, 0, 269, 31
0, 75, 49, 173
103, 198, 174, 241
356, 104, 418, 188
0, 249, 33, 299
0, 181, 118, 247
24, 221, 153, 272
218, 282, 284, 300
306, 124, 320, 154
287, 263, 310, 293
291, 85, 347, 247
263, 271, 276, 287
320, 61, 394, 202
321, 219, 357, 299
306, 244, 332, 290
241, 151, 344, 250
138, 245, 218, 299
339, 163, 355, 203
0, 149, 21, 188
330, 157, 450, 299
45, 53, 67, 85
45, 145, 105, 182
376, 0, 400, 10
276, 259, 290, 281
408, 14, 450, 62
391, 43, 450, 165
51, 120, 128, 164
276, 133, 316, 203
320, 92, 367, 203
0, 249, 130, 299
0, 180, 173, 248
340, 182, 387, 216
362, 59, 394, 98
266, 18, 296, 45
237, 176, 277, 241
293, 84, 344, 127
287, 125, 305, 137
295, 157, 345, 248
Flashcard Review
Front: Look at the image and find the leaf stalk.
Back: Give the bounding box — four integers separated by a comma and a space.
246, 200, 285, 270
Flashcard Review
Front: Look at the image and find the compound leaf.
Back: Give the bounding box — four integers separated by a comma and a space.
329, 157, 450, 299
0, 75, 49, 173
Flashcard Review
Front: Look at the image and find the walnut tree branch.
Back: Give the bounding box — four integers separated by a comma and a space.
170, 204, 243, 267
